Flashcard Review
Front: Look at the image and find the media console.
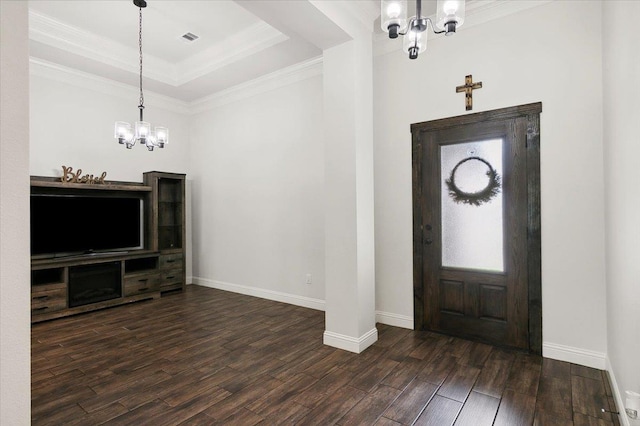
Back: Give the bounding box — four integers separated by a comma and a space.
30, 171, 186, 323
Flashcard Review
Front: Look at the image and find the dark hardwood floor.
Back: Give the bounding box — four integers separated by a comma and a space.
32, 285, 620, 425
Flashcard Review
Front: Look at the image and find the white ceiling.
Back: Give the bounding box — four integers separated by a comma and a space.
28, 0, 379, 102
28, 1, 545, 103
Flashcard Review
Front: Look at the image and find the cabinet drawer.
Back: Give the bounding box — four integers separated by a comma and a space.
124, 274, 160, 296
159, 253, 183, 270
161, 281, 183, 292
160, 269, 183, 288
161, 269, 182, 284
31, 284, 67, 314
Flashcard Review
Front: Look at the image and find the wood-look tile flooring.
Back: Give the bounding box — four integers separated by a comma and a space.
32, 285, 621, 425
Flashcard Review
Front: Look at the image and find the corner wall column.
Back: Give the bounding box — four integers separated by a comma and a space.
323, 33, 377, 353
0, 1, 31, 423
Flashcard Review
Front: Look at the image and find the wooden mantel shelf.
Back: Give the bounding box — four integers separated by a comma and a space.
30, 176, 152, 192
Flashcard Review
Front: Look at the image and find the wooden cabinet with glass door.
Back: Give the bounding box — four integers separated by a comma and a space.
144, 171, 186, 293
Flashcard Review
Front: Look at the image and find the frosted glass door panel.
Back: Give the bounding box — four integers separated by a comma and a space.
441, 139, 504, 272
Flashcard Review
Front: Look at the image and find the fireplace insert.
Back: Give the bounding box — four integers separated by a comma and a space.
68, 262, 121, 308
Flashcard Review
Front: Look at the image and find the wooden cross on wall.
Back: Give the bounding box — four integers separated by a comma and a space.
456, 75, 483, 111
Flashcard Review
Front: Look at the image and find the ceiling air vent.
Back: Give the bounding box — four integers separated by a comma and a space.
181, 32, 199, 43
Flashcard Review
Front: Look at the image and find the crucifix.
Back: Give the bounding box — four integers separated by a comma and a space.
456, 75, 483, 111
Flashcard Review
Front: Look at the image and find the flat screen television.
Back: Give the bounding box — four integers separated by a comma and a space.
31, 194, 143, 258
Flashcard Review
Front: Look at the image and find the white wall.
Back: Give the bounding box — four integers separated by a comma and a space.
374, 1, 608, 363
0, 1, 31, 423
30, 63, 190, 182
189, 74, 326, 307
29, 63, 193, 279
603, 1, 640, 423
18, 0, 627, 391
5, 4, 626, 422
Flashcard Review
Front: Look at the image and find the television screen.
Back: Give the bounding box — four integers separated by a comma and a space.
31, 194, 143, 257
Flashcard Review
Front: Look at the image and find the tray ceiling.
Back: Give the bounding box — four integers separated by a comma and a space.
29, 0, 381, 102
27, 1, 546, 102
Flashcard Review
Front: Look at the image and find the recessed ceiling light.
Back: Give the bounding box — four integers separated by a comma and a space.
181, 32, 199, 43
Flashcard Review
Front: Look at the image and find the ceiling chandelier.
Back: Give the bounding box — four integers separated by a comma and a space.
114, 0, 168, 151
381, 0, 465, 59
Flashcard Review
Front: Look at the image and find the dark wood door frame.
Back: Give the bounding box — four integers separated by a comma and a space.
411, 103, 542, 354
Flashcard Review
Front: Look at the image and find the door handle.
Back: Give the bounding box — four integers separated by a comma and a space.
424, 224, 433, 245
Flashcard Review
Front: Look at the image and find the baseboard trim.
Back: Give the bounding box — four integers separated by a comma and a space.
323, 327, 378, 354
543, 342, 606, 370
606, 357, 632, 426
192, 277, 325, 311
375, 311, 413, 329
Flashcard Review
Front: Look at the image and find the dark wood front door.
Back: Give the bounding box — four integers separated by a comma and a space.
412, 103, 542, 353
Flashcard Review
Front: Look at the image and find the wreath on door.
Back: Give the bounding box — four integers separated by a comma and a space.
445, 156, 501, 206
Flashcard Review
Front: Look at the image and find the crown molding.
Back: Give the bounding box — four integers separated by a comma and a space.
310, 0, 380, 37
29, 58, 190, 115
29, 10, 289, 88
176, 22, 289, 86
374, 0, 554, 57
355, 0, 382, 25
30, 55, 322, 116
29, 10, 175, 85
464, 0, 554, 26
189, 56, 323, 114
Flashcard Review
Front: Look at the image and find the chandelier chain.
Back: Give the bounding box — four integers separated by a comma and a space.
115, 0, 168, 150
138, 6, 144, 108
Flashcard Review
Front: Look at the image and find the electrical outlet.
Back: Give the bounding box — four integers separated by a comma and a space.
305, 274, 312, 285
626, 390, 640, 419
